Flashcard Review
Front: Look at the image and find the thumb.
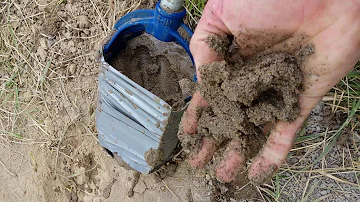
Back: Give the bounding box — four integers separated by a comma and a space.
189, 0, 230, 82
183, 0, 230, 133
180, 1, 231, 168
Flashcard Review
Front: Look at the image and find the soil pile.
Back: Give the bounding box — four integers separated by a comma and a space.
109, 33, 194, 105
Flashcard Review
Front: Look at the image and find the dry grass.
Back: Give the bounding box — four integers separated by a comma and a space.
0, 0, 145, 195
184, 0, 206, 30
1, 1, 41, 146
0, 0, 144, 146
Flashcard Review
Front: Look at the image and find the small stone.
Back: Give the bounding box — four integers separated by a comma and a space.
354, 135, 360, 143
68, 40, 75, 48
64, 31, 71, 38
160, 186, 166, 191
39, 38, 47, 49
77, 15, 89, 29
205, 174, 211, 181
83, 29, 90, 35
208, 180, 213, 186
44, 118, 55, 134
320, 190, 327, 195
37, 47, 47, 61
218, 184, 229, 194
69, 64, 76, 75
23, 90, 32, 102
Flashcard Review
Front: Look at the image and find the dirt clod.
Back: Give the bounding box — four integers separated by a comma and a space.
205, 35, 230, 57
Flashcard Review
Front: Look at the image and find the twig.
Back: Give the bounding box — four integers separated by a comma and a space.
255, 186, 267, 202
81, 123, 98, 143
301, 165, 314, 200
0, 158, 16, 176
162, 180, 182, 202
317, 171, 360, 187
237, 181, 250, 191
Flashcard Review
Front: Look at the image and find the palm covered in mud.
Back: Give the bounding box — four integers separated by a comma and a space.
182, 0, 360, 183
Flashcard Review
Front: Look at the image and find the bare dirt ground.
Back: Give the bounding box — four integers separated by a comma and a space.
1, 0, 359, 202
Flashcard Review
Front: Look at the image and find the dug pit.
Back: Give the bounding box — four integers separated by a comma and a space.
180, 35, 315, 199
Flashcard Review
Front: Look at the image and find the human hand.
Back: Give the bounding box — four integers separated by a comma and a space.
182, 0, 360, 183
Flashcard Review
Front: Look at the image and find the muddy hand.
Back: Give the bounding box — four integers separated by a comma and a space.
182, 0, 360, 183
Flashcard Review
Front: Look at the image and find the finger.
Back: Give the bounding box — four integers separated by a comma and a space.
182, 91, 208, 135
216, 139, 246, 182
248, 95, 321, 185
189, 136, 216, 168
190, 0, 230, 82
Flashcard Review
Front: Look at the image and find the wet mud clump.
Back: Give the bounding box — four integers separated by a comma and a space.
180, 34, 314, 199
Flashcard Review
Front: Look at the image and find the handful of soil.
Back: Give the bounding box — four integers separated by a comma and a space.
180, 35, 314, 188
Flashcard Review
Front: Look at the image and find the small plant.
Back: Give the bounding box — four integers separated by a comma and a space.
184, 0, 207, 29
